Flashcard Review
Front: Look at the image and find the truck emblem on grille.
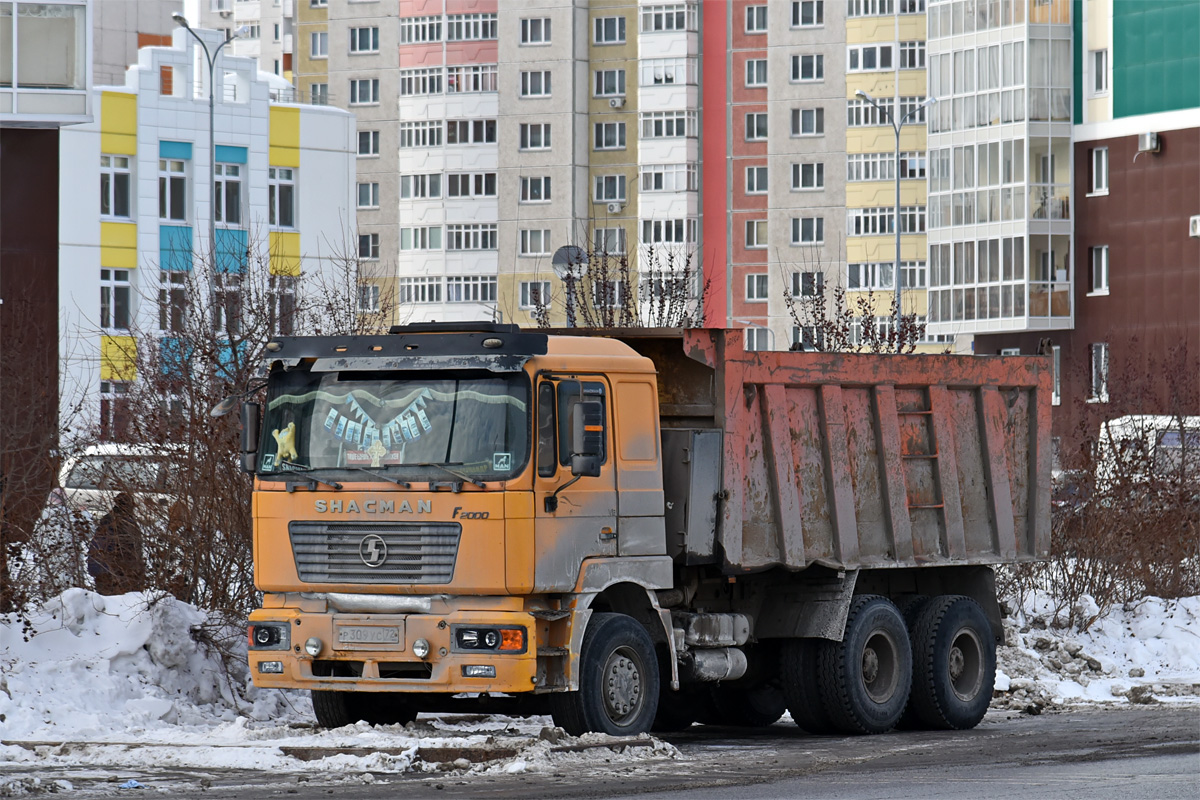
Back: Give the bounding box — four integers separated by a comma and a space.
359, 535, 388, 568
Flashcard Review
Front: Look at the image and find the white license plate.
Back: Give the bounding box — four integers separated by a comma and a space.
337, 625, 401, 645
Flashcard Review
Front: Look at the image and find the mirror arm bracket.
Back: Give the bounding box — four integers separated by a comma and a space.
544, 475, 582, 513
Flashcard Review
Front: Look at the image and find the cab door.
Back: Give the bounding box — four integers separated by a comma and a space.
532, 376, 617, 592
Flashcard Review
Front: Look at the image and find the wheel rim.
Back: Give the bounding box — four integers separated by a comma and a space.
948, 627, 984, 702
602, 645, 645, 726
860, 629, 900, 704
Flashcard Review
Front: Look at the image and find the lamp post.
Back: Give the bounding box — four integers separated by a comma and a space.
171, 13, 247, 259
855, 90, 936, 345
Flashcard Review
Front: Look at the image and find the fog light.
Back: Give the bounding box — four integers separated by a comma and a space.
258, 661, 284, 674
304, 637, 323, 657
412, 638, 431, 659
462, 665, 496, 678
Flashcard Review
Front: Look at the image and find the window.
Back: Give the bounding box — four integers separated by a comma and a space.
399, 121, 443, 148
100, 156, 132, 218
899, 0, 925, 11
847, 96, 894, 127
446, 172, 496, 198
1051, 345, 1062, 406
397, 277, 442, 304
212, 273, 242, 334
847, 43, 893, 72
357, 182, 380, 209
520, 229, 552, 256
521, 17, 551, 44
746, 166, 768, 193
594, 69, 626, 97
594, 227, 627, 254
1091, 49, 1108, 95
593, 280, 627, 309
100, 269, 131, 331
898, 96, 928, 123
446, 119, 497, 145
214, 163, 242, 225
640, 58, 696, 86
791, 162, 825, 190
745, 274, 769, 301
158, 159, 187, 221
1090, 245, 1109, 294
446, 64, 498, 93
791, 0, 824, 27
594, 175, 626, 202
900, 260, 927, 289
266, 276, 296, 335
158, 271, 186, 332
349, 78, 379, 105
399, 67, 442, 95
594, 16, 626, 44
847, 262, 895, 290
400, 226, 442, 251
848, 207, 894, 236
791, 108, 824, 135
1089, 342, 1109, 402
746, 59, 767, 87
358, 233, 379, 260
520, 281, 552, 309
792, 217, 824, 244
521, 176, 553, 203
640, 163, 697, 192
349, 27, 379, 53
746, 5, 767, 31
746, 112, 768, 140
897, 205, 926, 233
520, 70, 552, 97
642, 110, 697, 138
269, 167, 295, 228
792, 271, 824, 297
847, 0, 894, 15
446, 13, 497, 41
793, 326, 825, 351
400, 173, 442, 199
900, 41, 925, 69
244, 23, 260, 39
1091, 147, 1108, 194
791, 54, 823, 82
310, 31, 327, 58
641, 218, 697, 244
99, 380, 132, 441
358, 283, 380, 313
446, 275, 498, 303
520, 123, 551, 150
900, 152, 926, 179
745, 220, 768, 249
358, 130, 380, 156
594, 122, 626, 150
399, 16, 442, 44
745, 327, 772, 351
445, 224, 498, 251
641, 4, 697, 33
309, 83, 328, 105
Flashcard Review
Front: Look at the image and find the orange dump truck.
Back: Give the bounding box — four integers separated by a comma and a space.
243, 324, 1051, 736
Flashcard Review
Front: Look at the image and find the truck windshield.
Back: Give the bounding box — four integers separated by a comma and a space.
257, 369, 530, 482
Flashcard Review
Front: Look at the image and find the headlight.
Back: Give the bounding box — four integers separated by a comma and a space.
248, 624, 289, 650
412, 638, 431, 659
453, 626, 526, 653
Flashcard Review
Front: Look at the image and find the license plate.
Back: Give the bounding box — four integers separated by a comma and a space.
337, 625, 401, 645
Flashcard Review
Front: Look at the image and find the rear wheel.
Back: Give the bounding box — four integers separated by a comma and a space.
780, 638, 837, 734
908, 595, 996, 730
818, 595, 912, 735
550, 613, 660, 736
311, 691, 417, 728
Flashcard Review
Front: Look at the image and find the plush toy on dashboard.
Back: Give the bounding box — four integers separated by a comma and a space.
272, 421, 299, 463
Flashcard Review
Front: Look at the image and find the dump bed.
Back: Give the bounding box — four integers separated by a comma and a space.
619, 329, 1053, 573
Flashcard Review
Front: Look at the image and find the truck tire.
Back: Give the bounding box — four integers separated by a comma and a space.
818, 595, 912, 735
706, 682, 786, 727
780, 639, 837, 734
908, 595, 995, 730
550, 613, 660, 736
311, 690, 417, 728
895, 594, 930, 730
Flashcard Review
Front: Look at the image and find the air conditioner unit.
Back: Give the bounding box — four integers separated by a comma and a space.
1137, 132, 1160, 153
609, 96, 625, 109
606, 202, 624, 214
1189, 215, 1200, 239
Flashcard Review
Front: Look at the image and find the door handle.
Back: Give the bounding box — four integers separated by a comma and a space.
599, 527, 617, 541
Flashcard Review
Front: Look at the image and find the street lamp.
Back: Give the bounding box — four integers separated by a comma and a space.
171, 13, 248, 259
855, 90, 937, 343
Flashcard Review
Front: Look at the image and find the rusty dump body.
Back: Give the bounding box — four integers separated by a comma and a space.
612, 327, 1053, 574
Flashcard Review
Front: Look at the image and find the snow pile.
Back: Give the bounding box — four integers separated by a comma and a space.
994, 592, 1200, 713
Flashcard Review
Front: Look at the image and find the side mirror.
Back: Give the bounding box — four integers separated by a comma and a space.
240, 402, 260, 473
570, 400, 603, 478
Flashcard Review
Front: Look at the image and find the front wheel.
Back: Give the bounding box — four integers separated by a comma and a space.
550, 613, 660, 736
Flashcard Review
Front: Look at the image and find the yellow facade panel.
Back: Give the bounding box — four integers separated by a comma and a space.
269, 106, 301, 167
99, 222, 138, 269
845, 235, 927, 265
100, 91, 137, 154
100, 335, 138, 382
269, 231, 302, 276
846, 183, 927, 207
846, 16, 926, 42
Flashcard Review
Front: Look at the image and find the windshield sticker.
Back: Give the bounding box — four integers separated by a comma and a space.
261, 454, 276, 472
272, 422, 299, 463
493, 453, 512, 471
334, 416, 347, 439
323, 408, 338, 431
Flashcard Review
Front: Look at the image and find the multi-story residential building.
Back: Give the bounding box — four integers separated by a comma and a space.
201, 0, 295, 81
928, 0, 1199, 452
57, 29, 356, 438
93, 0, 182, 86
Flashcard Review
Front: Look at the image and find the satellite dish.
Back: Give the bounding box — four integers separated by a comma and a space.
551, 245, 588, 279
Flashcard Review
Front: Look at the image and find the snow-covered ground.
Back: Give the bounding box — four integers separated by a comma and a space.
1, 588, 1197, 795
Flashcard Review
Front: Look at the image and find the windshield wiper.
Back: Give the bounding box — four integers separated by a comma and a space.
343, 466, 412, 488
277, 461, 343, 491
415, 462, 487, 490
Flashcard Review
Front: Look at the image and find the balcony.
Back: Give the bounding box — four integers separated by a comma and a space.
0, 1, 91, 125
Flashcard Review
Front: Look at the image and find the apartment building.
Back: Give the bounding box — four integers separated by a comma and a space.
203, 0, 295, 81
58, 28, 356, 439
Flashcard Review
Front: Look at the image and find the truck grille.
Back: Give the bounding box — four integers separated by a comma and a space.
289, 521, 461, 584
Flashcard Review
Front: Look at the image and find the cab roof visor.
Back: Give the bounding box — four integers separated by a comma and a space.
266, 331, 548, 371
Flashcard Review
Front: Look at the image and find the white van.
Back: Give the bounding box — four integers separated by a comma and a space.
1094, 415, 1200, 492
50, 444, 175, 515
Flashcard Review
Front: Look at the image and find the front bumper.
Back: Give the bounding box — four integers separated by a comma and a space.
247, 607, 538, 695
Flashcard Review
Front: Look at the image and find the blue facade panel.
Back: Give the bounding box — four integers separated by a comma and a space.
214, 145, 248, 164
159, 140, 193, 160
159, 225, 193, 272
215, 228, 249, 273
